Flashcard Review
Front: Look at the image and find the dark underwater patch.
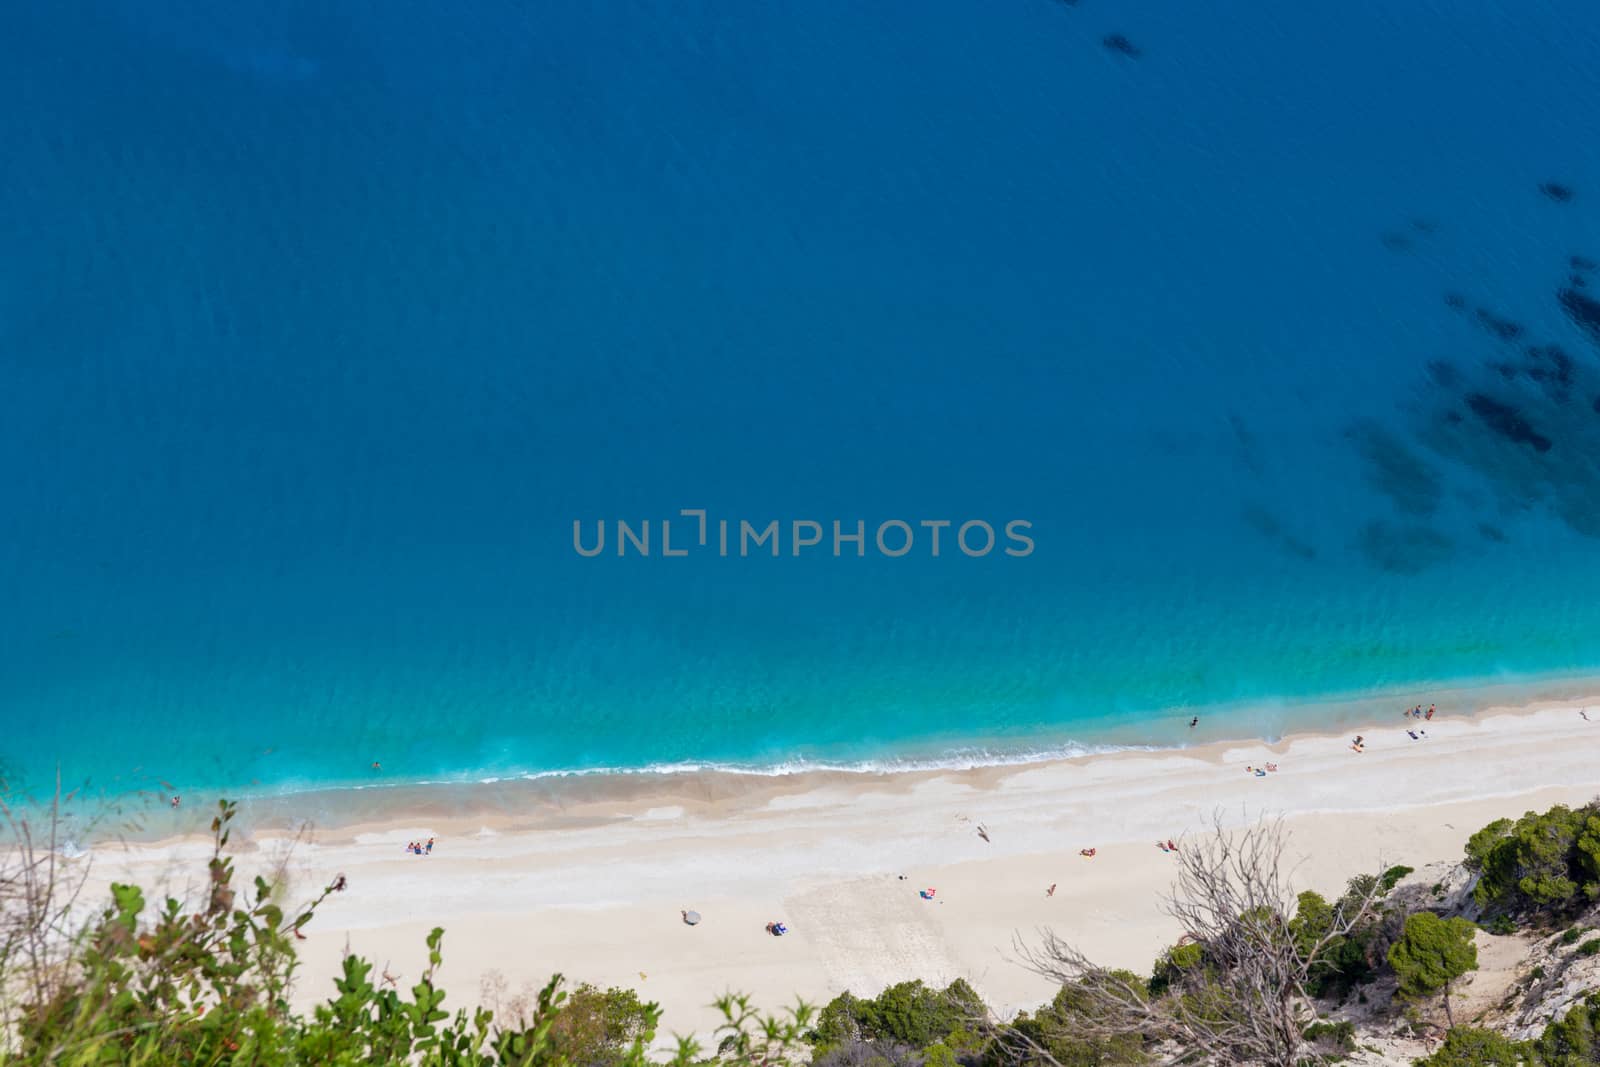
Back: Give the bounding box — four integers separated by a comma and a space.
1380, 231, 1412, 252
1443, 292, 1466, 311
1558, 287, 1600, 345
1241, 505, 1317, 561
1474, 307, 1524, 341
1524, 343, 1575, 399
1357, 521, 1453, 575
1350, 420, 1442, 516
1464, 393, 1553, 452
1571, 255, 1598, 273
1477, 523, 1509, 543
1540, 182, 1575, 203
1426, 361, 1461, 388
1102, 33, 1141, 57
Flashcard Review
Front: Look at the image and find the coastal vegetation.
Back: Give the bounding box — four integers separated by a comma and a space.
1, 798, 1597, 1065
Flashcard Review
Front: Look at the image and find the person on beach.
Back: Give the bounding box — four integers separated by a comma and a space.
331, 874, 348, 892
1582, 710, 1591, 722
1426, 705, 1435, 720
1166, 839, 1177, 851
1189, 717, 1199, 728
1407, 730, 1419, 740
426, 837, 434, 854
171, 795, 180, 809
1265, 762, 1278, 772
1046, 883, 1056, 897
1079, 848, 1096, 857
371, 761, 381, 771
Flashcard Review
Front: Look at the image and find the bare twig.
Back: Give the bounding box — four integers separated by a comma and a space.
1008, 811, 1389, 1067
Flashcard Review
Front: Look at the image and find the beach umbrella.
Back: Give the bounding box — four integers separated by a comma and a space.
683, 910, 702, 926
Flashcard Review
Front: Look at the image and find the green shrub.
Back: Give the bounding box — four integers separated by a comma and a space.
1415, 1026, 1531, 1066
1006, 973, 1150, 1067
810, 979, 984, 1054
1289, 885, 1390, 998
1147, 940, 1205, 997
1533, 993, 1600, 1065
1465, 819, 1515, 870
545, 984, 657, 1067
1480, 914, 1518, 936
1379, 865, 1415, 893
1302, 1018, 1356, 1055
1471, 804, 1600, 917
1560, 925, 1586, 945
1389, 913, 1479, 1026
1579, 938, 1600, 957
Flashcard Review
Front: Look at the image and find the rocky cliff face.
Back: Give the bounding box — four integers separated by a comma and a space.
1311, 860, 1599, 1065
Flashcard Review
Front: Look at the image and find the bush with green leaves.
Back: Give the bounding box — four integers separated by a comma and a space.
1001, 972, 1150, 1067
1145, 941, 1204, 998
1532, 993, 1600, 1065
1423, 993, 1600, 1067
1300, 1019, 1355, 1059
541, 985, 658, 1067
1468, 803, 1600, 918
1287, 869, 1409, 999
1481, 914, 1518, 936
808, 979, 983, 1058
1388, 912, 1479, 1027
1465, 820, 1515, 872
1415, 1026, 1531, 1066
1379, 865, 1415, 893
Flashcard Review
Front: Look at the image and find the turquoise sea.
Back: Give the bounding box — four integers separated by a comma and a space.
3, 1, 1600, 799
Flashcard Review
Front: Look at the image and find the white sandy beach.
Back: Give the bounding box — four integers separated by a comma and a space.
77, 701, 1600, 1044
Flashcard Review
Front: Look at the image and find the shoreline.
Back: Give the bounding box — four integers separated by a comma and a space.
59, 671, 1600, 847
65, 693, 1600, 1042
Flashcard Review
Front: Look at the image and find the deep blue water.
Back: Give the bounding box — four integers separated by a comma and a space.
4, 0, 1600, 797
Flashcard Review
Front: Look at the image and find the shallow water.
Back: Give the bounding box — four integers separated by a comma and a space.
3, 1, 1600, 798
